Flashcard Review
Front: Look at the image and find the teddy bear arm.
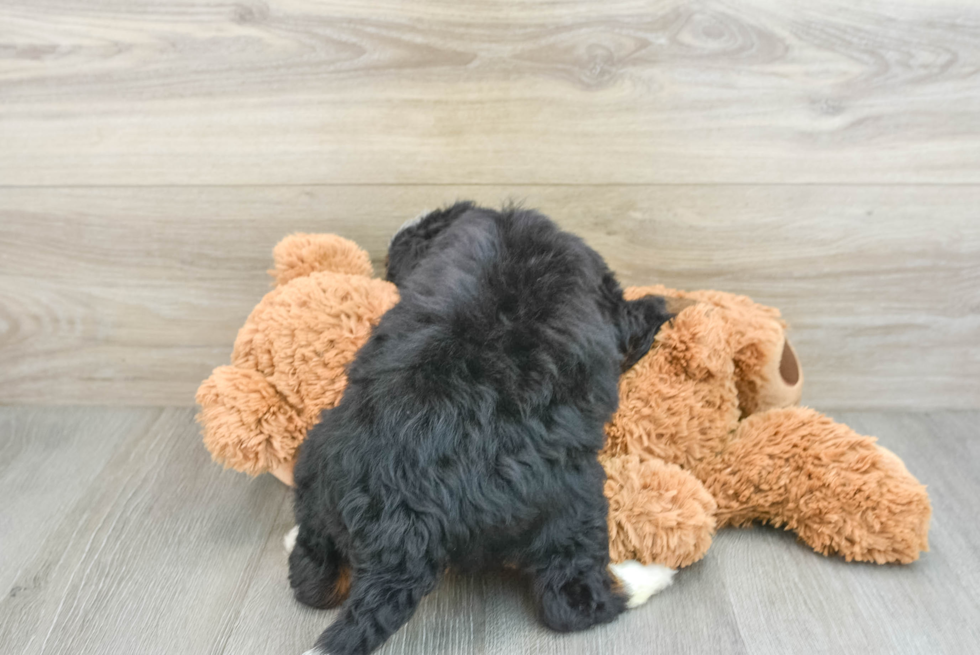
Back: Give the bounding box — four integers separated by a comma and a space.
196, 366, 311, 476
701, 407, 931, 564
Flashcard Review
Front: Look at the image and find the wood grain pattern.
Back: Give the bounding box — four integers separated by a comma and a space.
1, 185, 977, 408
0, 407, 161, 594
0, 407, 286, 655
2, 0, 980, 185
222, 493, 497, 655
1, 407, 977, 654
719, 410, 980, 655
226, 515, 746, 655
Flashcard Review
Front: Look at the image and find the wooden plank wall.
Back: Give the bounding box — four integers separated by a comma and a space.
1, 1, 978, 408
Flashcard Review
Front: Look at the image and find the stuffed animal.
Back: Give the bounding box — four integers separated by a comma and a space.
197, 232, 930, 596
604, 287, 930, 565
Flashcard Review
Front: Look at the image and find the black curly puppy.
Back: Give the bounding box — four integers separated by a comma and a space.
289, 203, 673, 655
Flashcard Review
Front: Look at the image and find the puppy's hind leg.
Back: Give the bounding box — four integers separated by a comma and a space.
532, 556, 627, 633
309, 557, 441, 655
289, 524, 351, 610
526, 497, 627, 632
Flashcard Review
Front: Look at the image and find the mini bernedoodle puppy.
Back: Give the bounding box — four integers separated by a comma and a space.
288, 202, 673, 655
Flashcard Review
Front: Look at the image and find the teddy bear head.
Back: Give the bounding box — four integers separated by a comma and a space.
196, 234, 399, 482
603, 286, 804, 474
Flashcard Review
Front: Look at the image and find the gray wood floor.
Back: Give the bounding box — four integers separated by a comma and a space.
1, 407, 977, 655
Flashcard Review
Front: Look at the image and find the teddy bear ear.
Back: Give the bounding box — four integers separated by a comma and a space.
745, 337, 803, 413
269, 233, 373, 286
684, 290, 804, 415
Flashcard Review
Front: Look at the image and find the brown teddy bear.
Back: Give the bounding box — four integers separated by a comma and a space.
197, 232, 930, 604
604, 286, 930, 567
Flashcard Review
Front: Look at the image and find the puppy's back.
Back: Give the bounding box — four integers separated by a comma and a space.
296, 207, 629, 552
291, 205, 651, 654
358, 207, 621, 427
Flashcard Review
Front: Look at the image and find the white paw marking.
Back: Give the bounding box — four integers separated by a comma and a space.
610, 560, 676, 609
284, 525, 299, 555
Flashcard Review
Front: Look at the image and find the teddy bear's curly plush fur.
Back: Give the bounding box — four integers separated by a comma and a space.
197, 231, 930, 576
605, 286, 931, 565
196, 234, 399, 479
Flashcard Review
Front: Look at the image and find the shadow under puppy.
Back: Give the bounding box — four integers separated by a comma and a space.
289, 202, 674, 655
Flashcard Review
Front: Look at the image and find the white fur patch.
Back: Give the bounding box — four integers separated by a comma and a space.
389, 209, 432, 245
610, 560, 676, 609
284, 525, 299, 555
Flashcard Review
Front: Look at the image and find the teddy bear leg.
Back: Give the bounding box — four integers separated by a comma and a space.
601, 454, 718, 570
703, 407, 931, 564
600, 454, 717, 607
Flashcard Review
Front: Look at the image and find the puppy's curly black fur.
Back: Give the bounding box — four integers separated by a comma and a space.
290, 203, 673, 655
